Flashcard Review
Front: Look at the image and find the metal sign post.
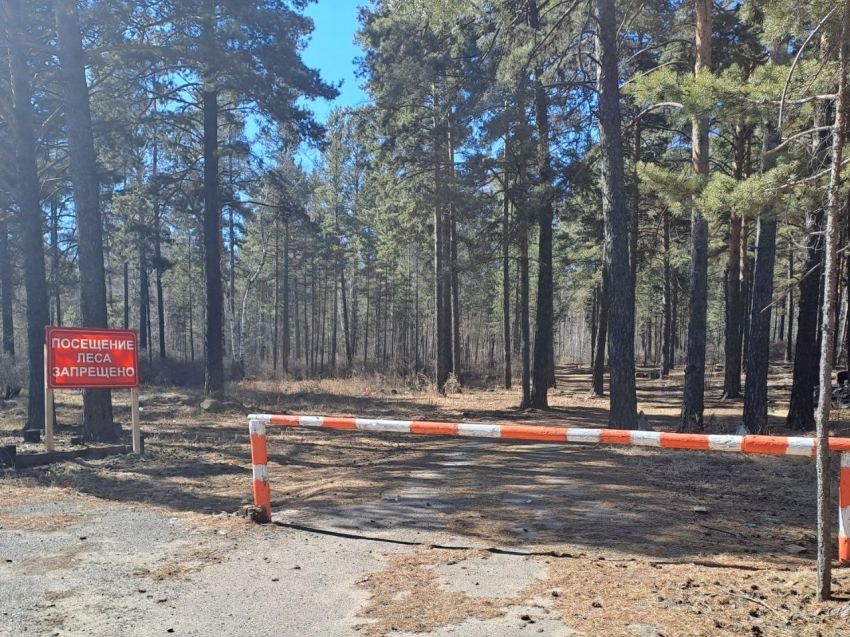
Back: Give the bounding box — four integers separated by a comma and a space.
44, 327, 141, 453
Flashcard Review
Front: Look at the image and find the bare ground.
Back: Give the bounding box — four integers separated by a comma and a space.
2, 366, 850, 635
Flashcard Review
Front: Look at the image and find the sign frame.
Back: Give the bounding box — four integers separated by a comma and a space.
44, 327, 141, 454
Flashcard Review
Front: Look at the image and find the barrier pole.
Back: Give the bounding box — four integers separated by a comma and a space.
840, 453, 850, 563
249, 419, 271, 522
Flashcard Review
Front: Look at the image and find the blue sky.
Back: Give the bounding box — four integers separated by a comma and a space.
301, 0, 370, 123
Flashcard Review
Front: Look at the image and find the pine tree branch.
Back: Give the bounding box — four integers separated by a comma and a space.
779, 6, 840, 129
763, 126, 833, 157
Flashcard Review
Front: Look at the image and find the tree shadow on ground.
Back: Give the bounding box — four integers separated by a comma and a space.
15, 366, 833, 567
46, 422, 826, 566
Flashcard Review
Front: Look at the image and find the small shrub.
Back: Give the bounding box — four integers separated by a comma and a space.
0, 353, 24, 400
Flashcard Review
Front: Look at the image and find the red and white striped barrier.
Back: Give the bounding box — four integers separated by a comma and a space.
246, 413, 850, 561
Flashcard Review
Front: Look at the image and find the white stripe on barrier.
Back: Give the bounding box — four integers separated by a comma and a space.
300, 415, 324, 427
786, 437, 817, 456
630, 431, 662, 447
458, 423, 502, 438
252, 465, 270, 483
355, 419, 412, 433
247, 414, 272, 422
249, 420, 266, 436
707, 435, 743, 452
566, 429, 601, 444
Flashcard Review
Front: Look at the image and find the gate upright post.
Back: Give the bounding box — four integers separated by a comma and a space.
249, 418, 271, 522
840, 452, 850, 563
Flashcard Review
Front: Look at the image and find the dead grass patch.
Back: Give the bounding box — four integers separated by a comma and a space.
0, 511, 83, 532
15, 542, 94, 577
356, 547, 850, 636
355, 549, 505, 635
134, 547, 225, 582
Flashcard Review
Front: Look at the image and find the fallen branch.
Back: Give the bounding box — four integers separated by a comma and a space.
711, 583, 791, 625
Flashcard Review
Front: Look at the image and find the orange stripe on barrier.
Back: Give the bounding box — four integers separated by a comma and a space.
499, 425, 568, 442
411, 421, 459, 436
741, 436, 790, 455
269, 414, 300, 426
840, 467, 850, 510
599, 430, 632, 445
660, 433, 710, 451
830, 439, 850, 453
252, 480, 271, 521
250, 434, 268, 465
840, 536, 850, 564
322, 417, 357, 430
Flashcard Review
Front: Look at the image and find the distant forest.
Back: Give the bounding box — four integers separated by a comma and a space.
0, 0, 848, 442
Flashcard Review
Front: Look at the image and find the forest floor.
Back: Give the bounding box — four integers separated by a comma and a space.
3, 365, 850, 636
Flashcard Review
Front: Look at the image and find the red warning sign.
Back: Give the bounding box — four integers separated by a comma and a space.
46, 327, 140, 389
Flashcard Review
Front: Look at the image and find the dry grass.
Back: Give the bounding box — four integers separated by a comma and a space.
0, 479, 93, 531
134, 547, 225, 582
354, 546, 850, 636
355, 549, 506, 635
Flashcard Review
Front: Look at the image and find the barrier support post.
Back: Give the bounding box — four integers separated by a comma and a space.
131, 387, 140, 454
249, 419, 271, 523
840, 453, 850, 563
44, 344, 54, 452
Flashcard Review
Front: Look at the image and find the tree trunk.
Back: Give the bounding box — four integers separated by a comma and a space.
787, 97, 833, 430
742, 214, 778, 431
433, 86, 448, 392
592, 273, 609, 397
272, 217, 279, 372
153, 212, 166, 359
662, 207, 672, 375
202, 35, 224, 395
3, 0, 50, 435
55, 0, 115, 439
815, 0, 849, 600
362, 266, 369, 369
516, 100, 532, 409
742, 93, 783, 433
787, 243, 795, 363
679, 0, 712, 432
0, 219, 15, 359
123, 262, 129, 330
723, 119, 748, 398
304, 266, 311, 372
671, 281, 678, 367
530, 51, 554, 406
502, 149, 512, 390
340, 254, 353, 367
281, 217, 291, 372
330, 266, 338, 373
519, 198, 531, 409
595, 0, 637, 428
447, 123, 461, 384
590, 284, 598, 369
50, 200, 61, 328
630, 116, 641, 289
787, 208, 825, 431
139, 243, 150, 356
293, 250, 301, 363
